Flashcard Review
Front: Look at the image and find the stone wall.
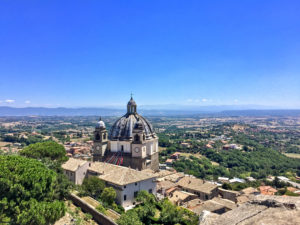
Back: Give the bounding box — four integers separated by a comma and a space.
69, 193, 117, 225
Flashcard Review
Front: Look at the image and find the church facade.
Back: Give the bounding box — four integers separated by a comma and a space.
92, 97, 159, 171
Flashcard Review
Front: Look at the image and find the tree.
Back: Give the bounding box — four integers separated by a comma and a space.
0, 155, 65, 224
117, 210, 143, 225
20, 141, 67, 162
82, 176, 105, 198
136, 190, 156, 205
159, 199, 198, 225
101, 187, 116, 205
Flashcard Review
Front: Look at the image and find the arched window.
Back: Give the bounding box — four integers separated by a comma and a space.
143, 134, 146, 141
135, 134, 140, 142
95, 133, 100, 141
103, 133, 106, 139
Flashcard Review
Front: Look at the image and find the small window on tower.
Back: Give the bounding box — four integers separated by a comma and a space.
135, 134, 140, 142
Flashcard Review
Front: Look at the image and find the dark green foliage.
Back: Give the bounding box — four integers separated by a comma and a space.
276, 187, 300, 196
160, 199, 198, 225
117, 210, 143, 225
20, 141, 67, 162
221, 181, 260, 191
100, 187, 117, 205
221, 182, 233, 190
96, 204, 107, 214
81, 176, 105, 199
174, 147, 300, 179
0, 155, 65, 225
173, 156, 229, 179
134, 191, 156, 225
3, 134, 44, 145
117, 191, 198, 225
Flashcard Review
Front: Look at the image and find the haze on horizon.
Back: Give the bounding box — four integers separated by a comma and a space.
0, 1, 300, 109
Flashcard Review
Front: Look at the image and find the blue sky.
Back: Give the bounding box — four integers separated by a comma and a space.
0, 0, 299, 108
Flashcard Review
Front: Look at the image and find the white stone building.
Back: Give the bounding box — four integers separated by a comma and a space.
62, 158, 90, 185
88, 162, 157, 208
62, 158, 157, 208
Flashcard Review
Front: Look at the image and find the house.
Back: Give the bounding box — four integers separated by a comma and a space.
62, 158, 90, 185
88, 162, 157, 208
62, 158, 157, 208
277, 176, 289, 182
218, 177, 229, 183
163, 172, 185, 183
177, 177, 218, 200
188, 200, 227, 215
240, 187, 259, 195
165, 158, 174, 166
210, 197, 236, 211
229, 177, 245, 183
180, 142, 191, 148
206, 144, 213, 149
218, 188, 240, 203
184, 198, 202, 208
168, 190, 197, 206
165, 187, 178, 196
159, 163, 167, 170
170, 152, 181, 159
259, 186, 278, 195
157, 180, 177, 196
246, 176, 256, 182
286, 187, 300, 193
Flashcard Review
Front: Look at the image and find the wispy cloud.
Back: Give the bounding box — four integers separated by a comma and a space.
25, 100, 31, 104
234, 99, 239, 103
5, 99, 15, 103
187, 98, 210, 103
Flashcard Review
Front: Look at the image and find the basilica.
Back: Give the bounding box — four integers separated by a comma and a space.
92, 97, 159, 171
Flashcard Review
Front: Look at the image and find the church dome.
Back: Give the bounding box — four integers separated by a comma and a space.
109, 97, 155, 140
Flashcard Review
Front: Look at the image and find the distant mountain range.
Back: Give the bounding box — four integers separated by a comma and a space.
0, 106, 300, 117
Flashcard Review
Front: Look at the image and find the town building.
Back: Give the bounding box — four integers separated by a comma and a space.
88, 162, 157, 208
62, 158, 157, 208
168, 190, 197, 206
177, 176, 218, 200
92, 97, 159, 171
259, 186, 278, 195
218, 188, 240, 203
62, 158, 90, 185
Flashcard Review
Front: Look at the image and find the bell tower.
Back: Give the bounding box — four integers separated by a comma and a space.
93, 117, 108, 161
131, 119, 147, 159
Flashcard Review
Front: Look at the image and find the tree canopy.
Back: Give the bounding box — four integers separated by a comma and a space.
101, 187, 117, 205
117, 191, 198, 225
0, 155, 65, 225
81, 176, 105, 199
20, 141, 67, 162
